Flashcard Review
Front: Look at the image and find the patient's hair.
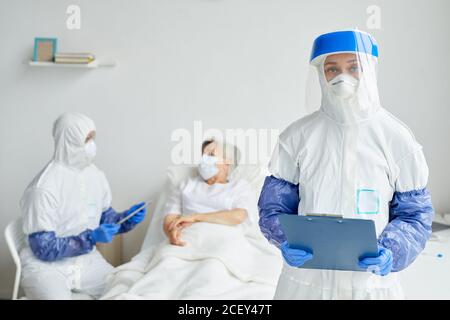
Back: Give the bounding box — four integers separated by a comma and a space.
201, 139, 215, 154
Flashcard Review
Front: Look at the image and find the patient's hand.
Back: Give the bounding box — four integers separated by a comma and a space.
169, 215, 198, 231
164, 214, 195, 246
168, 227, 186, 246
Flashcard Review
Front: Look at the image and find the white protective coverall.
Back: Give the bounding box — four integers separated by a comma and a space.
20, 113, 114, 299
258, 30, 433, 299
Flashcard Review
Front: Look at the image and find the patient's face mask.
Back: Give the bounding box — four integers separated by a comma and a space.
84, 140, 97, 161
328, 73, 359, 99
198, 154, 219, 180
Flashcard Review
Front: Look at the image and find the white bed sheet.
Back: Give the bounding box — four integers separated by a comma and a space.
102, 222, 282, 300
103, 164, 283, 300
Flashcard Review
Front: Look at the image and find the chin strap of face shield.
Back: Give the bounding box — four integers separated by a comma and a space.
378, 188, 434, 272
258, 176, 300, 248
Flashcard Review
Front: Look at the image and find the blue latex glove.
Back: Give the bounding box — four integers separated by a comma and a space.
280, 241, 313, 267
91, 224, 120, 243
125, 202, 147, 224
358, 245, 393, 276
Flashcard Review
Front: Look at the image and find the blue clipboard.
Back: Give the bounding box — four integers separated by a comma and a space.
279, 214, 379, 272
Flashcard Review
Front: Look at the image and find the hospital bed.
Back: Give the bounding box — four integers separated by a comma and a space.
100, 164, 283, 300
140, 164, 270, 251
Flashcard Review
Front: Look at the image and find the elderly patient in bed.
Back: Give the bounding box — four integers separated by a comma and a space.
163, 139, 253, 246
101, 139, 281, 300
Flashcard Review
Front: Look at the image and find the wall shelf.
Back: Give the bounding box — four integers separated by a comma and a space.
28, 59, 117, 68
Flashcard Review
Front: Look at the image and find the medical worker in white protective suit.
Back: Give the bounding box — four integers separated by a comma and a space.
258, 30, 434, 299
20, 113, 147, 299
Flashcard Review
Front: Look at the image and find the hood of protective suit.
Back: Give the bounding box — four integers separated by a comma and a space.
311, 30, 381, 125
52, 113, 96, 170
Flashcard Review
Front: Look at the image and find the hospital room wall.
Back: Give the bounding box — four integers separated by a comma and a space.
0, 0, 449, 298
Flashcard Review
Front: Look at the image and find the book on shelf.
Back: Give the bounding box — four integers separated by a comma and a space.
54, 52, 95, 64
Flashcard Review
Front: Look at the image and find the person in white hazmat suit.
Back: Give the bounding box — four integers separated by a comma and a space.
258, 30, 434, 299
19, 113, 147, 299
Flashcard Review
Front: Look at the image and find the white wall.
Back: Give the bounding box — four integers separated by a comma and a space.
0, 0, 449, 298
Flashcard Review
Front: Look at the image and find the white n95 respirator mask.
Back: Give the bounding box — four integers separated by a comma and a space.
329, 73, 359, 99
198, 154, 219, 180
84, 140, 97, 161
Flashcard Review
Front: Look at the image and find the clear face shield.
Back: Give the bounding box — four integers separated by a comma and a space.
270, 30, 380, 187
305, 30, 380, 124
302, 30, 382, 217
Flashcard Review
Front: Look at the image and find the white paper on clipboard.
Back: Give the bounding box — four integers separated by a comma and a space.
117, 201, 151, 225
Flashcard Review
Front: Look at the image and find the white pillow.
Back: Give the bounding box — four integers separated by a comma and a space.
167, 165, 197, 187
230, 164, 269, 196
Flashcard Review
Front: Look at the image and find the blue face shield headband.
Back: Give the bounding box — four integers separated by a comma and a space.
310, 30, 379, 63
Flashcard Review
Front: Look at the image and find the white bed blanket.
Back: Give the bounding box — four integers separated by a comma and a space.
101, 222, 282, 300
